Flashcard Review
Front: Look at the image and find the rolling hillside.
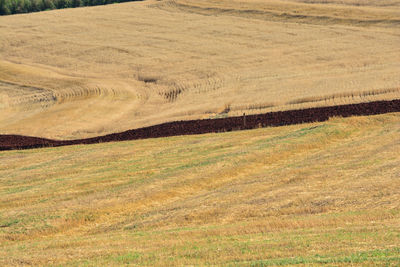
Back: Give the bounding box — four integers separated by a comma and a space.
0, 0, 399, 139
0, 113, 399, 265
1, 1, 399, 265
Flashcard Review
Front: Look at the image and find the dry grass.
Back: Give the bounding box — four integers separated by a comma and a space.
289, 0, 400, 7
0, 113, 399, 266
0, 0, 399, 139
1, 1, 399, 265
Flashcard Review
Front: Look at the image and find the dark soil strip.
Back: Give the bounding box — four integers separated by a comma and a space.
1, 99, 399, 151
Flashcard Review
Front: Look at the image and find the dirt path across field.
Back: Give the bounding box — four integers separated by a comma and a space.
1, 99, 399, 151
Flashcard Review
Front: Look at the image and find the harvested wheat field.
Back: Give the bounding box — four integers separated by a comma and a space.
1, 0, 400, 265
0, 0, 399, 139
0, 113, 399, 266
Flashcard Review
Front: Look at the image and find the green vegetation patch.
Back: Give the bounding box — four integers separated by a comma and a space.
0, 0, 143, 16
238, 248, 400, 266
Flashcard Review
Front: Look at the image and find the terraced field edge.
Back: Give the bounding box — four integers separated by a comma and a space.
1, 99, 399, 151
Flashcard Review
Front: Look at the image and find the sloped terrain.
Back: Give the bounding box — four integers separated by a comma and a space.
0, 0, 399, 139
0, 113, 399, 266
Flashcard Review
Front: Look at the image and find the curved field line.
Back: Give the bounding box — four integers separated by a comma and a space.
1, 99, 399, 151
157, 0, 400, 27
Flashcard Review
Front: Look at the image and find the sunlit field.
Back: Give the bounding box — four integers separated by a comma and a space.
0, 0, 399, 139
1, 0, 399, 265
1, 113, 399, 266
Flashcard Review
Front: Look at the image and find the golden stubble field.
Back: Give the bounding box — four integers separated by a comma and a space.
0, 113, 399, 265
0, 0, 399, 139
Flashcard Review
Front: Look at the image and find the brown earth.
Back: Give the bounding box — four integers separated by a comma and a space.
1, 99, 399, 151
1, 0, 399, 140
